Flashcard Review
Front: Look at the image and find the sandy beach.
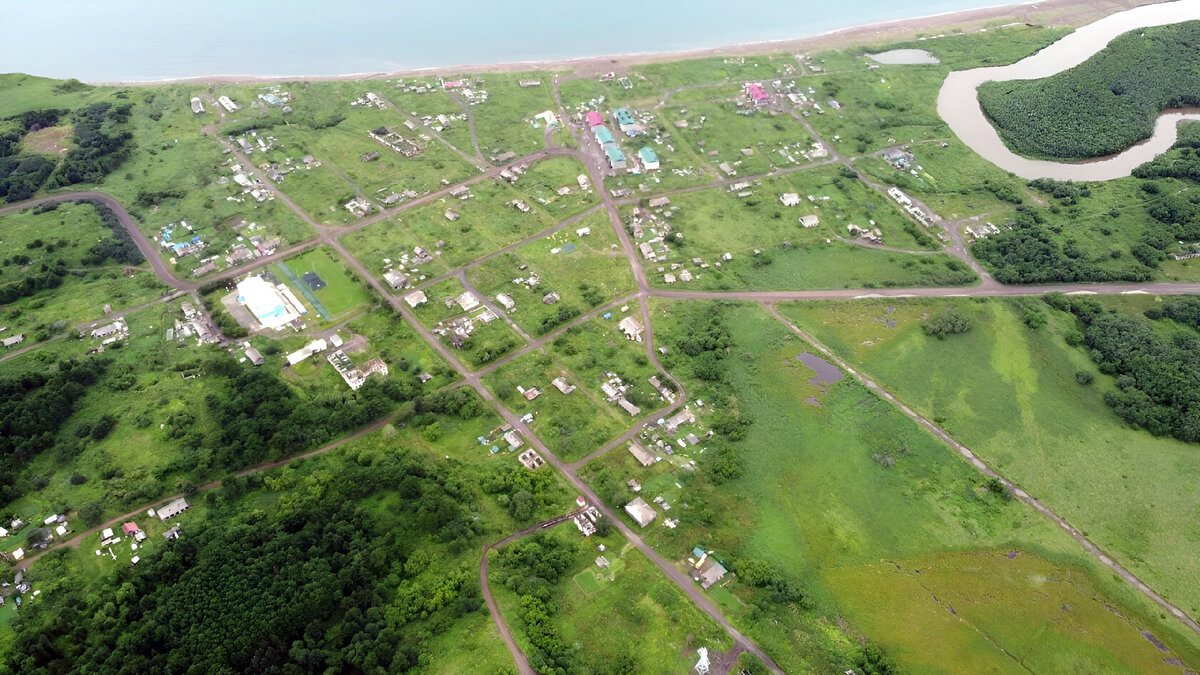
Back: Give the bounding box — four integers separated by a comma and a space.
96, 0, 1161, 87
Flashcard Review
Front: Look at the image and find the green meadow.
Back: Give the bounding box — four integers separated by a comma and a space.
779, 296, 1200, 623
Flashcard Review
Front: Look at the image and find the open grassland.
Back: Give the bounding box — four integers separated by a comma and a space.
631, 170, 973, 290
342, 176, 560, 281
0, 199, 169, 339
659, 89, 813, 176
779, 296, 1200, 625
489, 526, 733, 674
404, 277, 525, 370
466, 209, 635, 336
634, 54, 800, 92
575, 299, 1200, 672
508, 156, 599, 217
458, 73, 558, 160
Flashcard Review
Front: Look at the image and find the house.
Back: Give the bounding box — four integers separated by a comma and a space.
700, 561, 728, 589
744, 83, 770, 105
503, 430, 524, 449
648, 197, 671, 208
593, 127, 615, 145
665, 408, 696, 434
101, 527, 114, 539
217, 95, 240, 112
628, 441, 656, 467
576, 226, 591, 236
384, 269, 410, 290
286, 339, 328, 366
638, 242, 655, 259
618, 399, 641, 416
618, 316, 643, 341
456, 292, 481, 312
780, 193, 801, 207
163, 526, 181, 540
404, 290, 428, 307
542, 292, 560, 305
535, 110, 558, 127
157, 498, 190, 521
551, 377, 576, 394
799, 214, 820, 228
718, 162, 735, 176
122, 522, 140, 536
55, 524, 68, 537
11, 548, 23, 561
604, 144, 627, 170
624, 497, 657, 528
495, 293, 516, 311
614, 107, 637, 132
518, 449, 545, 470
190, 97, 205, 114
519, 386, 541, 401
639, 147, 659, 170
585, 110, 604, 127
444, 208, 460, 221
244, 346, 264, 366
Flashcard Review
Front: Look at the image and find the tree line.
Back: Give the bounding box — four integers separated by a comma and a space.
979, 21, 1200, 159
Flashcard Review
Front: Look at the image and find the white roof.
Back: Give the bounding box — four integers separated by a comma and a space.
404, 290, 427, 307
236, 276, 302, 329
101, 528, 114, 539
624, 497, 657, 528
11, 548, 23, 560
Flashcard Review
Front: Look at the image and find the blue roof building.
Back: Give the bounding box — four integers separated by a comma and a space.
614, 107, 637, 131
639, 147, 659, 170
593, 126, 614, 145
604, 143, 626, 169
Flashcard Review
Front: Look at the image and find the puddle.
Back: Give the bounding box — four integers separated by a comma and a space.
867, 49, 940, 65
796, 352, 844, 388
804, 396, 822, 407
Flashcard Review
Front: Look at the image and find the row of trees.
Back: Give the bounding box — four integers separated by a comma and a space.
979, 21, 1200, 159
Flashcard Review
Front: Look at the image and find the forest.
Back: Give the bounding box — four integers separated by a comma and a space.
978, 21, 1200, 159
1063, 296, 1200, 442
6, 449, 491, 673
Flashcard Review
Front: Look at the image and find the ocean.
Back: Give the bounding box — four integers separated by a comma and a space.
4, 0, 1009, 81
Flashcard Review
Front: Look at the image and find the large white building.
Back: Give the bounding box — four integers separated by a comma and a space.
236, 276, 306, 330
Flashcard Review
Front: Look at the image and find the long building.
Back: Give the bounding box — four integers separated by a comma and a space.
236, 276, 306, 330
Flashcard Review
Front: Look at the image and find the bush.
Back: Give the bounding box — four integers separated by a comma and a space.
1075, 371, 1095, 385
922, 308, 973, 339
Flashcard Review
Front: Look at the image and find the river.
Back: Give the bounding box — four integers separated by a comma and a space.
938, 0, 1200, 181
4, 0, 1004, 82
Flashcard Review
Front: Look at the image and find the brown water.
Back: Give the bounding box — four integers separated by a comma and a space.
796, 352, 844, 387
938, 1, 1200, 181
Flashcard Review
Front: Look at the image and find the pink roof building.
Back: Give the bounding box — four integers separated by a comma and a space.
585, 111, 604, 127
746, 83, 769, 103
122, 522, 140, 535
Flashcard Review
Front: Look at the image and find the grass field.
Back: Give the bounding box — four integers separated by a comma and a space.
489, 527, 734, 673
277, 246, 372, 320
573, 299, 1200, 672
465, 209, 635, 336
508, 156, 599, 217
342, 176, 560, 281
779, 297, 1200, 624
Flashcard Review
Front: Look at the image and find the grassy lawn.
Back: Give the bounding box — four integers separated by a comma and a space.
443, 72, 558, 161
465, 209, 635, 336
778, 297, 1200, 624
574, 299, 1200, 672
489, 526, 734, 674
342, 176, 560, 281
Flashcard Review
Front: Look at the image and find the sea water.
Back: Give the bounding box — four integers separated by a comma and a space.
4, 0, 1006, 81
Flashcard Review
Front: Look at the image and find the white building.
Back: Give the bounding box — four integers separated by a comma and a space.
217, 95, 240, 112
236, 276, 306, 330
624, 497, 657, 528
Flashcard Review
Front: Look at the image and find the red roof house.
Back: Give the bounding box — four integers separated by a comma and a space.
122, 522, 140, 535
585, 111, 604, 127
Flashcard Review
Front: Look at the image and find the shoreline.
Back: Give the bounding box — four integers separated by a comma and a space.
90, 0, 1162, 87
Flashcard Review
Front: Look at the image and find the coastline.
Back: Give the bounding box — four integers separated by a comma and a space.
91, 0, 1161, 87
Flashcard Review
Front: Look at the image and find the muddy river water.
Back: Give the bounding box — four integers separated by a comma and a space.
938, 0, 1200, 181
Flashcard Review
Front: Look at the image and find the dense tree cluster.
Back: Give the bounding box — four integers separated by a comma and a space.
0, 357, 110, 504
0, 109, 67, 202
491, 533, 590, 674
45, 102, 134, 188
979, 21, 1200, 159
81, 201, 144, 265
204, 358, 423, 468
1064, 298, 1200, 442
7, 450, 487, 672
972, 209, 1155, 284
922, 307, 974, 339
